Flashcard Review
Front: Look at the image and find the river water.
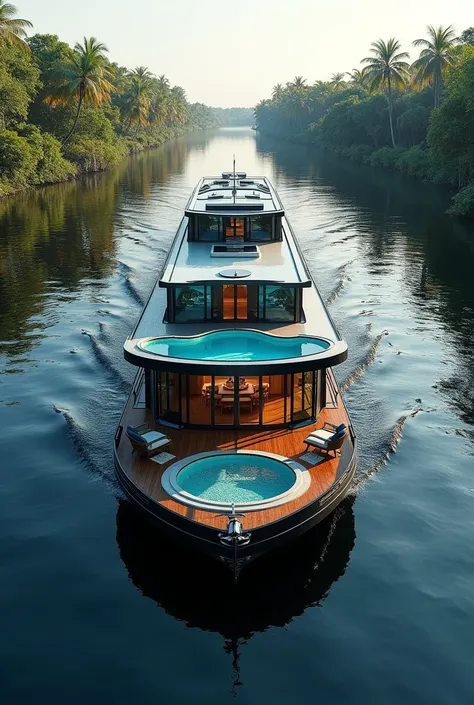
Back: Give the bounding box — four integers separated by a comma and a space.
1, 128, 473, 704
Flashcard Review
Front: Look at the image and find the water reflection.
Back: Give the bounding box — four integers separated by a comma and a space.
116, 497, 355, 687
0, 136, 198, 357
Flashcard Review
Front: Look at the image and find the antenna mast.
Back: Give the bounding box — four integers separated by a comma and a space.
232, 154, 236, 202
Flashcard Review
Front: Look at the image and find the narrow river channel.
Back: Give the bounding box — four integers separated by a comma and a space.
1, 127, 473, 704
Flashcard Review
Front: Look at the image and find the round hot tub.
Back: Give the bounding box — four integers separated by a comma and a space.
161, 450, 311, 511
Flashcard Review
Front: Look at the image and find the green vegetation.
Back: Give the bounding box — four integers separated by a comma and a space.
0, 1, 31, 47
0, 3, 227, 197
211, 106, 254, 126
362, 38, 410, 147
255, 25, 474, 217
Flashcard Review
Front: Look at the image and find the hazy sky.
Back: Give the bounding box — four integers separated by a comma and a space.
17, 0, 473, 107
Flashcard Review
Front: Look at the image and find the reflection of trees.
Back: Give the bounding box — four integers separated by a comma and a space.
0, 172, 121, 355
0, 130, 221, 357
123, 133, 212, 197
116, 496, 356, 688
256, 132, 474, 424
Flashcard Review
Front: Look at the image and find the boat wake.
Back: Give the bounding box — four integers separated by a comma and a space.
53, 405, 119, 489
123, 273, 146, 306
117, 261, 147, 305
81, 330, 130, 392
325, 260, 354, 305
351, 409, 421, 492
340, 330, 389, 392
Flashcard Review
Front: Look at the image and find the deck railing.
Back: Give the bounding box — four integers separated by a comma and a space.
326, 369, 357, 446
326, 368, 339, 405
132, 368, 145, 405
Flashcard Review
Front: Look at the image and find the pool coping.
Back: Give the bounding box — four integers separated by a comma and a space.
137, 329, 333, 362
161, 450, 311, 512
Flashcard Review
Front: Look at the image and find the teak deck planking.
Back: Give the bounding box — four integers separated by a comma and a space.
116, 372, 353, 532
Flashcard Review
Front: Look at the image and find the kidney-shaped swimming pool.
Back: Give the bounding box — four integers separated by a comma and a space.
139, 329, 331, 362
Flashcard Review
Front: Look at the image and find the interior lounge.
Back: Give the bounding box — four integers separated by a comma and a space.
153, 370, 326, 428
167, 284, 302, 323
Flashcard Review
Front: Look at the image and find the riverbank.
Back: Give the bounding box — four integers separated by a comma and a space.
254, 46, 474, 219
256, 127, 474, 218
0, 33, 231, 201
0, 123, 208, 200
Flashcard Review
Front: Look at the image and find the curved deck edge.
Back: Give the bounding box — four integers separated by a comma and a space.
114, 439, 357, 562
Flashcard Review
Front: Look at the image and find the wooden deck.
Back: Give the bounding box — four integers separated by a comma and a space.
116, 373, 353, 532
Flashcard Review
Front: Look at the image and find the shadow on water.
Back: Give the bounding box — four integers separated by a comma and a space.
116, 496, 355, 689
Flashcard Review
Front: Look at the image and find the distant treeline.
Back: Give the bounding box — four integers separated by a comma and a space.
255, 26, 474, 217
211, 107, 254, 126
0, 2, 250, 197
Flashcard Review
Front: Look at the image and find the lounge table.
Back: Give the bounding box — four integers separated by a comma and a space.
217, 383, 255, 396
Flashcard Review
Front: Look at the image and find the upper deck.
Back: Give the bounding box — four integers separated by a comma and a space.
184, 174, 284, 216
124, 173, 348, 374
159, 216, 311, 287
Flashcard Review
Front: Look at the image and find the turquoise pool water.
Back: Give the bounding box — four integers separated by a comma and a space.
176, 454, 296, 503
140, 330, 330, 361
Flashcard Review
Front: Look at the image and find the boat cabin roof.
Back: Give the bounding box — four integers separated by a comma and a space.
159, 217, 312, 287
184, 174, 284, 216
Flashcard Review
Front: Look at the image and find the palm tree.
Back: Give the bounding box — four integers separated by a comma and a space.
289, 75, 307, 90
122, 72, 152, 132
329, 72, 346, 90
346, 67, 369, 88
168, 85, 188, 125
157, 74, 170, 91
362, 38, 410, 147
0, 1, 32, 49
412, 25, 457, 108
110, 63, 130, 92
132, 65, 153, 82
311, 80, 331, 99
45, 37, 115, 145
272, 83, 285, 101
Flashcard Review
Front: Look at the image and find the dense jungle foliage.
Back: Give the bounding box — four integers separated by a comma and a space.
0, 2, 250, 197
255, 26, 474, 217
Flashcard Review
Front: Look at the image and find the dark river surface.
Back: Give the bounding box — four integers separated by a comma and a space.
1, 128, 474, 704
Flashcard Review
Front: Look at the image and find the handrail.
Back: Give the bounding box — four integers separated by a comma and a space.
158, 217, 188, 282
326, 369, 357, 444
132, 368, 145, 403
326, 368, 339, 404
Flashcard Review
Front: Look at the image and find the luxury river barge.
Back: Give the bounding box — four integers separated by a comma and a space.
114, 171, 357, 578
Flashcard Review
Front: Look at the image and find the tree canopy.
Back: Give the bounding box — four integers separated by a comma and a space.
0, 5, 240, 198
254, 25, 474, 217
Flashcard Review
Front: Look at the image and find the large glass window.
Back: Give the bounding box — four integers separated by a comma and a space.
198, 215, 221, 241
214, 375, 236, 425
203, 285, 299, 322
222, 284, 248, 320
264, 286, 296, 322
192, 215, 281, 242
174, 286, 205, 322
156, 372, 317, 427
291, 371, 315, 423
158, 372, 181, 424
224, 217, 245, 240
180, 375, 188, 424
188, 375, 211, 425
247, 285, 259, 321
262, 375, 285, 425
249, 215, 273, 241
